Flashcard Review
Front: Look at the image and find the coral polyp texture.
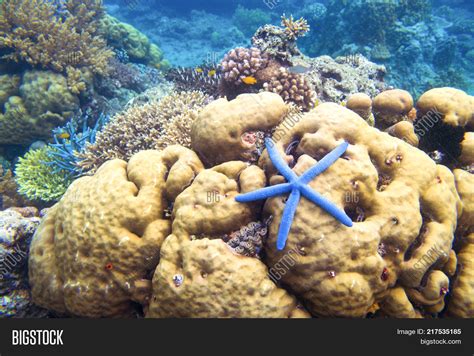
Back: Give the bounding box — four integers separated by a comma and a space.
415, 88, 474, 171
0, 0, 113, 92
280, 14, 310, 41
448, 169, 474, 318
191, 92, 288, 166
220, 47, 269, 86
77, 91, 209, 174
263, 67, 316, 111
28, 147, 204, 317
147, 161, 309, 318
259, 103, 460, 317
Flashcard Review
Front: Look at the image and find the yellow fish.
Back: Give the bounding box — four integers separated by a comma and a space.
208, 69, 216, 77
56, 132, 70, 140
195, 67, 203, 73
242, 76, 257, 85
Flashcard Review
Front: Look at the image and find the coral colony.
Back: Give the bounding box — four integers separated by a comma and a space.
236, 139, 353, 250
0, 0, 472, 320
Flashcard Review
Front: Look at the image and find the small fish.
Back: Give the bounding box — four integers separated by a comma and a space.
242, 76, 257, 85
195, 67, 203, 73
56, 132, 70, 140
288, 64, 311, 74
208, 69, 216, 77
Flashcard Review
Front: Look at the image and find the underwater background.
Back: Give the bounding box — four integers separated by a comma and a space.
0, 0, 473, 319
105, 0, 474, 97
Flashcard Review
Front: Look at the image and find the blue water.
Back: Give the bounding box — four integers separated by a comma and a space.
105, 0, 474, 97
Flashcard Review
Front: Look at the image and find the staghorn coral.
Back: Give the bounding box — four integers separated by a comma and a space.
15, 146, 73, 203
146, 161, 309, 318
257, 102, 460, 317
0, 0, 114, 92
280, 14, 310, 41
29, 147, 204, 317
263, 67, 317, 111
77, 91, 209, 174
0, 70, 80, 145
191, 92, 288, 167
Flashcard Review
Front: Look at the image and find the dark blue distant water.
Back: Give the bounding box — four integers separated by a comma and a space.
104, 0, 474, 96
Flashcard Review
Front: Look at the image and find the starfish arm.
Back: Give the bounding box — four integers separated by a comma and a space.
276, 189, 301, 250
235, 183, 292, 203
265, 138, 298, 182
300, 185, 353, 227
299, 142, 349, 184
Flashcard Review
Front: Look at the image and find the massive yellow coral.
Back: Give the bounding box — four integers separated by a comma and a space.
258, 103, 460, 317
448, 169, 474, 318
0, 70, 80, 145
191, 92, 288, 166
147, 161, 309, 318
0, 0, 113, 92
28, 147, 203, 317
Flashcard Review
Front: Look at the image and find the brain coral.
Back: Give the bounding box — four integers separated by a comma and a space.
147, 161, 309, 318
191, 92, 288, 166
0, 70, 80, 145
258, 103, 460, 317
28, 147, 203, 317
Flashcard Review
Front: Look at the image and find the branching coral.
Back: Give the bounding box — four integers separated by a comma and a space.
77, 91, 210, 174
0, 0, 114, 93
15, 146, 73, 202
281, 14, 310, 41
263, 67, 316, 111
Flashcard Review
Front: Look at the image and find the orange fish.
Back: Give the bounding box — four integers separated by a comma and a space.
242, 76, 257, 85
56, 132, 70, 140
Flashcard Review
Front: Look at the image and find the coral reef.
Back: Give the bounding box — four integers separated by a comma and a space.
0, 208, 47, 317
147, 161, 309, 318
0, 70, 80, 145
346, 93, 374, 125
232, 5, 271, 37
448, 169, 473, 318
77, 91, 209, 174
15, 146, 73, 203
98, 15, 168, 69
29, 147, 203, 317
0, 0, 113, 92
165, 65, 221, 97
293, 55, 386, 103
280, 14, 310, 41
373, 89, 415, 129
263, 67, 316, 111
191, 92, 288, 166
259, 103, 460, 317
415, 88, 474, 170
220, 47, 269, 87
0, 168, 40, 210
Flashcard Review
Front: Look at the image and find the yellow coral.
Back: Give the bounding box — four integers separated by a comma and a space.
0, 0, 113, 92
281, 14, 310, 40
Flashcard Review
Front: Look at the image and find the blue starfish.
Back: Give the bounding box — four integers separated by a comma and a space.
236, 138, 353, 250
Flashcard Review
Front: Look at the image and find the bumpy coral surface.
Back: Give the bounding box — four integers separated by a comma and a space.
147, 161, 308, 318
373, 89, 414, 129
77, 91, 209, 174
220, 47, 269, 86
0, 70, 80, 145
0, 0, 113, 91
448, 169, 474, 318
263, 67, 316, 111
258, 103, 460, 317
415, 88, 474, 170
29, 147, 203, 317
191, 92, 288, 166
0, 208, 47, 317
